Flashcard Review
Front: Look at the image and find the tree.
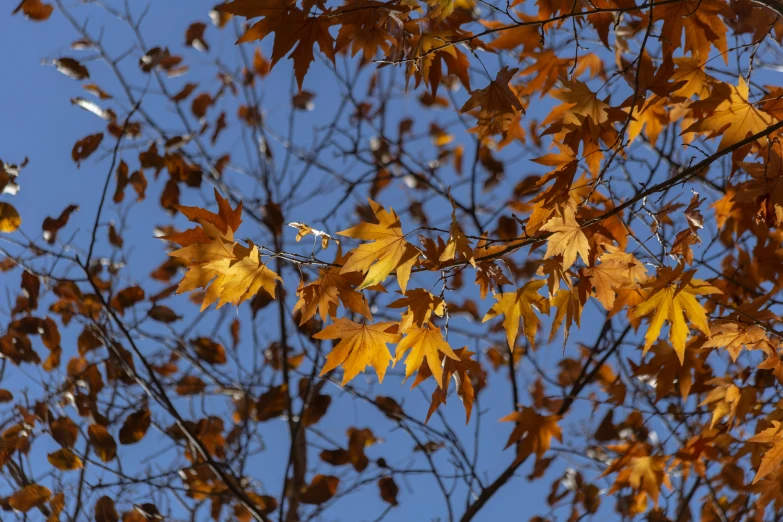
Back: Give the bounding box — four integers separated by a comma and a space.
3, 0, 783, 519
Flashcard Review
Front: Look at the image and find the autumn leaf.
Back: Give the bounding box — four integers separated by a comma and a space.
118, 408, 151, 445
439, 193, 474, 265
218, 0, 334, 91
550, 79, 609, 126
550, 287, 583, 344
749, 421, 783, 484
8, 484, 51, 512
501, 407, 562, 464
47, 448, 83, 470
539, 206, 590, 270
0, 202, 21, 233
684, 78, 775, 150
633, 341, 703, 401
394, 322, 458, 387
202, 242, 282, 309
583, 248, 645, 310
166, 190, 281, 310
13, 0, 54, 21
655, 0, 730, 61
611, 454, 669, 508
293, 248, 371, 324
483, 280, 550, 349
631, 267, 720, 363
338, 199, 420, 293
88, 424, 117, 462
413, 347, 485, 424
313, 318, 401, 384
94, 496, 119, 522
378, 476, 399, 505
300, 475, 339, 505
71, 133, 102, 166
702, 321, 767, 361
460, 66, 524, 138
388, 288, 445, 330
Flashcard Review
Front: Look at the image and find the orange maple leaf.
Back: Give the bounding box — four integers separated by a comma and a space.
684, 77, 775, 150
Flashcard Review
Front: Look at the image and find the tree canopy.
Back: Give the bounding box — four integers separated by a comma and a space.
4, 0, 783, 519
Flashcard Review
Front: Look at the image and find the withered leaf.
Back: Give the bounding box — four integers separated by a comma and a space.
72, 133, 103, 167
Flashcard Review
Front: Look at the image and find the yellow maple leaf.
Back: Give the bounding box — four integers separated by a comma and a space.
394, 322, 458, 387
550, 79, 609, 126
439, 193, 474, 266
549, 287, 583, 344
313, 318, 401, 385
410, 347, 485, 424
622, 456, 668, 507
582, 252, 643, 310
684, 77, 775, 150
702, 321, 767, 361
168, 233, 236, 297
388, 288, 445, 330
293, 248, 371, 324
164, 190, 280, 310
671, 56, 711, 99
338, 199, 420, 293
539, 206, 590, 270
482, 279, 550, 349
626, 97, 668, 146
749, 421, 783, 484
500, 407, 562, 463
203, 242, 282, 310
631, 267, 720, 363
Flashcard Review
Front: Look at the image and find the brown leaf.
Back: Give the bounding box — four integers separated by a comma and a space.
50, 416, 78, 447
8, 484, 51, 512
88, 424, 117, 462
83, 83, 112, 100
185, 22, 209, 51
176, 375, 206, 395
42, 204, 78, 244
148, 305, 180, 323
21, 271, 39, 309
110, 286, 145, 314
192, 93, 213, 119
300, 475, 339, 505
172, 83, 198, 103
375, 396, 404, 420
460, 67, 524, 138
192, 337, 226, 365
72, 133, 103, 166
255, 384, 289, 421
378, 476, 399, 505
95, 496, 119, 522
13, 0, 53, 21
119, 408, 151, 445
54, 57, 89, 80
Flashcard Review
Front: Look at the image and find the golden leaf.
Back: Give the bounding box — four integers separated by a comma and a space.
313, 318, 401, 384
482, 280, 550, 349
338, 199, 420, 293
